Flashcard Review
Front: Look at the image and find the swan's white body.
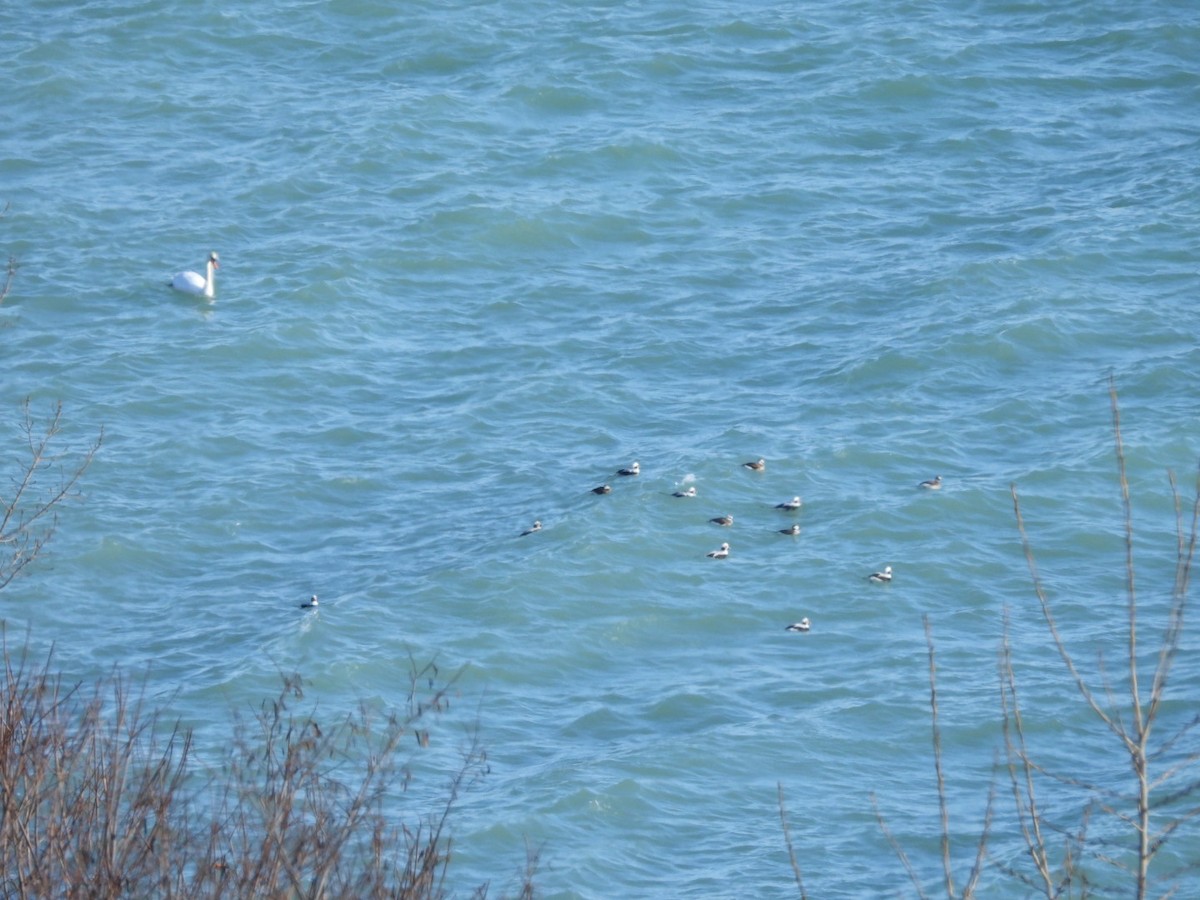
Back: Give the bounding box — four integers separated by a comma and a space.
170, 251, 219, 299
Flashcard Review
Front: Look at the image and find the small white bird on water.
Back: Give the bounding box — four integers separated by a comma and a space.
169, 251, 220, 299
920, 475, 943, 490
779, 523, 802, 535
300, 594, 319, 609
616, 461, 640, 476
785, 618, 811, 632
869, 566, 893, 583
706, 542, 730, 559
520, 520, 542, 536
743, 457, 766, 472
672, 486, 697, 498
775, 496, 803, 510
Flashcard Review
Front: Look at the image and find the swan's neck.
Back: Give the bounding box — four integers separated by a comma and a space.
203, 260, 216, 298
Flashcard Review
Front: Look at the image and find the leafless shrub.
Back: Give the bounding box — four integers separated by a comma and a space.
862, 380, 1195, 898
1, 399, 102, 592
1006, 378, 1200, 897
870, 617, 993, 900
0, 633, 534, 898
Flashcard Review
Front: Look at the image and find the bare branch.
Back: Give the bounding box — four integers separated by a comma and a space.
924, 616, 956, 898
0, 201, 13, 304
777, 783, 808, 900
1108, 377, 1143, 739
1011, 482, 1129, 747
0, 400, 102, 592
999, 612, 1059, 897
872, 792, 929, 900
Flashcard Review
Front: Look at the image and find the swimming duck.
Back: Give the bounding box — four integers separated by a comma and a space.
300, 595, 319, 609
779, 524, 802, 535
920, 475, 943, 490
775, 496, 803, 510
520, 520, 542, 536
672, 486, 697, 498
169, 251, 219, 299
785, 618, 811, 632
616, 461, 640, 476
709, 514, 734, 527
869, 566, 893, 583
706, 542, 731, 559
743, 458, 766, 472
591, 484, 612, 495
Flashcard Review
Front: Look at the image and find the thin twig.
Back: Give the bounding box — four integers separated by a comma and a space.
777, 783, 808, 900
924, 615, 956, 898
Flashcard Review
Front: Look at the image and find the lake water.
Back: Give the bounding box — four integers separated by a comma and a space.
3, 1, 1199, 896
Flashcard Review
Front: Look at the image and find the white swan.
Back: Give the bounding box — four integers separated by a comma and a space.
170, 251, 219, 299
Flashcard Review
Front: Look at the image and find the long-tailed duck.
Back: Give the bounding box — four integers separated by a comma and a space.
919, 475, 943, 490
785, 618, 811, 632
778, 524, 802, 535
616, 461, 640, 476
709, 514, 734, 527
672, 486, 697, 498
300, 595, 319, 609
743, 458, 766, 472
775, 496, 803, 510
521, 520, 542, 536
706, 542, 731, 559
591, 484, 612, 495
869, 566, 893, 583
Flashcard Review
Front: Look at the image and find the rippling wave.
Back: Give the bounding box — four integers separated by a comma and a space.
3, 0, 1199, 895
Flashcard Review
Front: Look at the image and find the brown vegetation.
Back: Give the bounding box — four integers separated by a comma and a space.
0, 399, 102, 592
0, 637, 534, 898
0, 403, 534, 897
